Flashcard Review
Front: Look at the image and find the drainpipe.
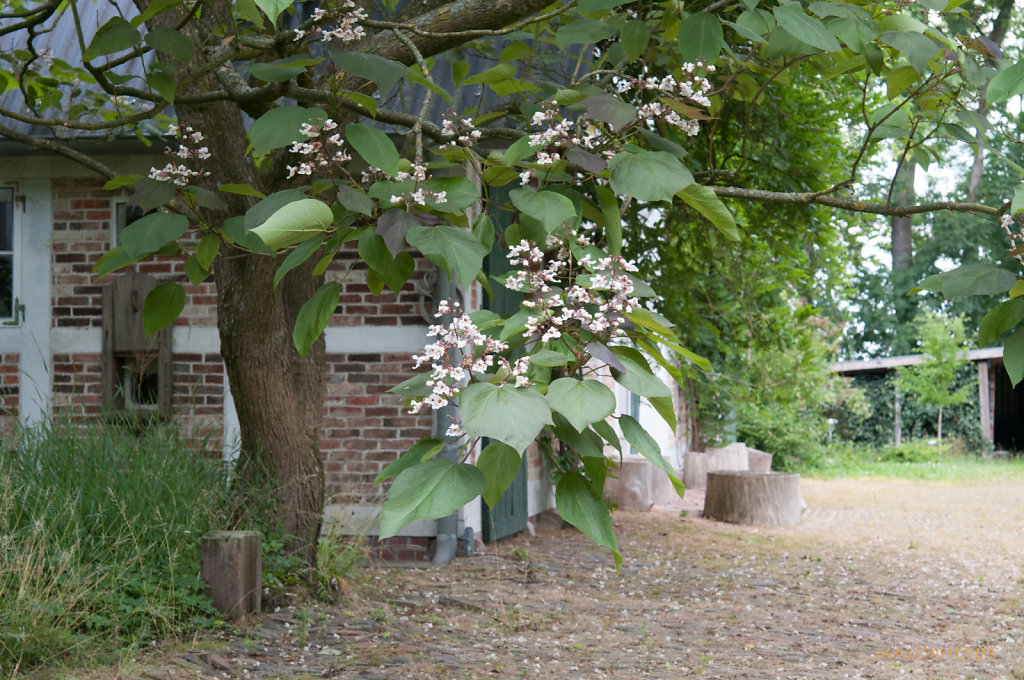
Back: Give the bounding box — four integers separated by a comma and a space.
432, 268, 460, 563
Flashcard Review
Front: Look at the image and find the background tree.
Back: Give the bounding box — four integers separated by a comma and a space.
894, 311, 973, 450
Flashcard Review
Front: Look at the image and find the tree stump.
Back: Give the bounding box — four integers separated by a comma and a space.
200, 531, 262, 620
703, 471, 802, 527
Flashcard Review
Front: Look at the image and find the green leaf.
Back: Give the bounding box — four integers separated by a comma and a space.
529, 349, 569, 367
555, 18, 617, 49
547, 378, 617, 433
380, 459, 485, 538
145, 27, 193, 63
940, 264, 1017, 298
477, 442, 522, 508
581, 95, 637, 132
195, 233, 220, 270
885, 64, 919, 99
609, 151, 694, 203
273, 236, 323, 288
619, 414, 684, 499
103, 174, 142, 190
330, 51, 407, 94
388, 372, 433, 400
406, 225, 488, 290
773, 5, 841, 52
376, 209, 418, 256
346, 123, 400, 177
621, 20, 652, 61
610, 347, 671, 398
509, 189, 577, 234
472, 213, 495, 251
218, 183, 266, 199
555, 473, 621, 570
989, 60, 1024, 103
464, 63, 516, 85
142, 282, 185, 336
251, 198, 334, 251
459, 383, 552, 452
248, 55, 322, 82
880, 31, 941, 74
250, 106, 326, 157
359, 230, 415, 295
293, 281, 339, 358
676, 184, 739, 240
94, 247, 133, 278
1012, 183, 1024, 214
1005, 327, 1024, 386
979, 297, 1024, 347
677, 12, 723, 63
245, 190, 308, 229
84, 17, 140, 61
375, 437, 445, 484
143, 71, 174, 103
253, 0, 294, 25
551, 415, 605, 459
648, 395, 677, 431
336, 185, 375, 215
592, 419, 621, 452
424, 176, 480, 213
1011, 280, 1024, 299
120, 212, 189, 259
183, 254, 209, 285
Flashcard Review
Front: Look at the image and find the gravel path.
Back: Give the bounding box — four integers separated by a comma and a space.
86, 477, 1024, 680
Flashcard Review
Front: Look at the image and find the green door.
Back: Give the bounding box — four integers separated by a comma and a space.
481, 188, 530, 542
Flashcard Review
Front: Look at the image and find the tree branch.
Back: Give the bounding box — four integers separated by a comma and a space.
0, 122, 117, 179
711, 185, 999, 218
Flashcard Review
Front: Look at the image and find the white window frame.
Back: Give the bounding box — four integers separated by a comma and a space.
0, 183, 19, 325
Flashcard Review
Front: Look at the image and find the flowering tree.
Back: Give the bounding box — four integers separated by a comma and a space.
2, 0, 1023, 563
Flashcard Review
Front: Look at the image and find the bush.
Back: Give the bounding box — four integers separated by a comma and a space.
0, 421, 234, 673
878, 439, 944, 463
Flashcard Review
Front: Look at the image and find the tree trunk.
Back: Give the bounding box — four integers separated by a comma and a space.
937, 405, 943, 454
216, 250, 326, 564
890, 163, 917, 354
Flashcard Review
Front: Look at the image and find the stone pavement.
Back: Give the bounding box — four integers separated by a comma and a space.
122, 478, 1024, 680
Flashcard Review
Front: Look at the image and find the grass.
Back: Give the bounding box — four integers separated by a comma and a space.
0, 419, 234, 677
794, 439, 1024, 483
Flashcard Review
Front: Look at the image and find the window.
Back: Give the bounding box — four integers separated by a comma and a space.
0, 187, 15, 320
112, 200, 145, 248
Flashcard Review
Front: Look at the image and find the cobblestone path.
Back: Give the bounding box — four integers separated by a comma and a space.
91, 478, 1024, 680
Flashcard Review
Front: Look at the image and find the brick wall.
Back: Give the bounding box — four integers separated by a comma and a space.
322, 352, 433, 506
51, 178, 218, 331
328, 245, 434, 327
171, 352, 225, 450
0, 352, 18, 438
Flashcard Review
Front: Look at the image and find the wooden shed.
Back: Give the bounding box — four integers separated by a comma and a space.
831, 347, 1024, 451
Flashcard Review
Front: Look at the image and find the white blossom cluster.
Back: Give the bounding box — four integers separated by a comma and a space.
520, 109, 601, 185
148, 125, 212, 186
409, 300, 529, 421
504, 233, 640, 344
286, 118, 351, 178
294, 1, 367, 43
617, 63, 715, 136
439, 116, 482, 150
390, 188, 447, 207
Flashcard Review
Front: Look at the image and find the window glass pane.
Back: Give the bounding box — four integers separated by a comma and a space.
0, 188, 12, 252
114, 202, 145, 246
0, 255, 11, 318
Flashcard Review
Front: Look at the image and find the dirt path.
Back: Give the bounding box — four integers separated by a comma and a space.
90, 478, 1024, 680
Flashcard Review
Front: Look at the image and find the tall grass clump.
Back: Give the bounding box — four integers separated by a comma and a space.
0, 420, 233, 675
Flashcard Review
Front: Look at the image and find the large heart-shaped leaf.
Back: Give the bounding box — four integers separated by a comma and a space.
346, 123, 400, 177
375, 438, 446, 485
330, 51, 408, 94
251, 199, 334, 251
547, 378, 617, 433
509, 189, 577, 234
459, 383, 552, 452
609, 151, 694, 203
380, 459, 485, 538
677, 184, 739, 241
84, 17, 140, 61
979, 297, 1024, 347
120, 213, 189, 259
677, 12, 723, 63
406, 225, 488, 289
940, 264, 1016, 298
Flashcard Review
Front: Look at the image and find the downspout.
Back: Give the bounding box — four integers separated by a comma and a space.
432, 268, 460, 563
